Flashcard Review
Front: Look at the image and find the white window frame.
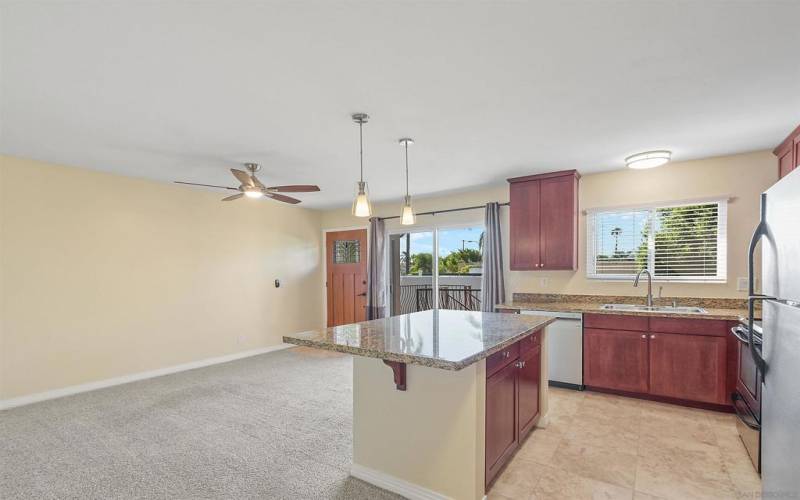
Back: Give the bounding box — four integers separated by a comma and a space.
586, 198, 728, 283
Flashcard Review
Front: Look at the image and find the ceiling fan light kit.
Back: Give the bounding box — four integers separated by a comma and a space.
174, 162, 319, 205
398, 137, 416, 225
351, 113, 373, 218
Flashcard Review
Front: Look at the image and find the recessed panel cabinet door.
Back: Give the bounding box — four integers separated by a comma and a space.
509, 180, 540, 270
517, 344, 541, 437
649, 332, 728, 404
778, 145, 795, 179
539, 175, 577, 270
485, 362, 518, 486
584, 328, 649, 393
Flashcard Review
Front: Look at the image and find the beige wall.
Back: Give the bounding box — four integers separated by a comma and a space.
0, 156, 324, 399
322, 150, 777, 300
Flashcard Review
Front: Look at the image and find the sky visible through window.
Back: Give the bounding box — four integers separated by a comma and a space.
409, 226, 483, 256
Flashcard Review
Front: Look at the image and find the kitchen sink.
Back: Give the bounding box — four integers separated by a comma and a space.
601, 304, 708, 314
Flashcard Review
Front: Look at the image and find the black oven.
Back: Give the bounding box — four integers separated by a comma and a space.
731, 319, 762, 472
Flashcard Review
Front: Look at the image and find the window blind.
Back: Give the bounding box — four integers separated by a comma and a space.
586, 200, 727, 282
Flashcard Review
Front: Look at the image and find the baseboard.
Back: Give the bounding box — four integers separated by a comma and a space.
535, 412, 550, 429
351, 463, 450, 500
0, 343, 293, 411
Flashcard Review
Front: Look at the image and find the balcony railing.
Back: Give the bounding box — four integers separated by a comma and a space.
397, 284, 481, 314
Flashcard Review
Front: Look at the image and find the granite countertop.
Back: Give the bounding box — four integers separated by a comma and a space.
496, 297, 749, 321
283, 309, 555, 371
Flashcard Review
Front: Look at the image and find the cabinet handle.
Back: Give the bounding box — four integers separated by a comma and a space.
503, 351, 510, 359
521, 360, 526, 368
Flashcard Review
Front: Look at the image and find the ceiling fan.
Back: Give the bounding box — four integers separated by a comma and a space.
175, 163, 320, 204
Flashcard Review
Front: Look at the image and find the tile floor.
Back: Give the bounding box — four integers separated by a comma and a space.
488, 388, 761, 500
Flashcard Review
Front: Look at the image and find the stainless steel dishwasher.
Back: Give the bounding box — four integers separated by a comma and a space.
521, 310, 583, 389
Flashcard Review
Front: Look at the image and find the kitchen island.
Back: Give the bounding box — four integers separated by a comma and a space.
283, 309, 554, 500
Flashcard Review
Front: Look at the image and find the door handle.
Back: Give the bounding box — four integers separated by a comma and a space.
747, 193, 770, 375
357, 293, 367, 297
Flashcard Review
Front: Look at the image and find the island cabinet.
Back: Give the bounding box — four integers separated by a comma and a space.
583, 314, 731, 406
485, 329, 542, 488
508, 170, 579, 271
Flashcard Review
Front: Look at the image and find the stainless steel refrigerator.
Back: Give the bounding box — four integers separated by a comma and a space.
749, 169, 800, 496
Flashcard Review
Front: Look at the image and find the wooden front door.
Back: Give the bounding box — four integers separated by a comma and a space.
326, 229, 368, 327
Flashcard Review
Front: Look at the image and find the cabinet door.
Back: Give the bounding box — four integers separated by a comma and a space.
485, 361, 518, 486
778, 144, 794, 179
649, 332, 727, 404
584, 328, 649, 393
539, 175, 577, 270
518, 343, 541, 437
794, 135, 800, 171
509, 180, 540, 270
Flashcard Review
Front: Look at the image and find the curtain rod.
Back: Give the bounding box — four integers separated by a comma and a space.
376, 201, 510, 221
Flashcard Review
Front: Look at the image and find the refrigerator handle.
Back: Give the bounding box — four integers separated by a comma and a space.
747, 193, 771, 375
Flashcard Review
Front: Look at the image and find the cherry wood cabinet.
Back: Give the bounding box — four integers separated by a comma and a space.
649, 332, 728, 404
508, 170, 579, 271
485, 361, 518, 484
485, 329, 542, 488
584, 328, 649, 393
583, 314, 732, 408
517, 342, 541, 436
774, 123, 800, 180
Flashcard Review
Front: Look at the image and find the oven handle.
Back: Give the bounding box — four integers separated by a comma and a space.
732, 392, 761, 431
731, 326, 750, 345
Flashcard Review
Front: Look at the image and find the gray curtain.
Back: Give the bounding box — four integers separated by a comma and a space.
366, 217, 388, 320
481, 202, 506, 312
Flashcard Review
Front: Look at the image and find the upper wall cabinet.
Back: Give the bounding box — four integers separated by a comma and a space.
774, 123, 800, 180
508, 170, 580, 271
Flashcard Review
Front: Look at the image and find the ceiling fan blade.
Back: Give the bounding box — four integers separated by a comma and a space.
266, 192, 302, 204
250, 175, 266, 190
267, 185, 321, 193
222, 193, 245, 202
231, 169, 254, 187
175, 181, 238, 191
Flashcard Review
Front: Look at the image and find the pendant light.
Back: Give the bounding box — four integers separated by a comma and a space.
351, 113, 372, 217
398, 138, 416, 225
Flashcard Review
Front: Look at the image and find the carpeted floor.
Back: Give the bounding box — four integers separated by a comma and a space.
0, 347, 403, 500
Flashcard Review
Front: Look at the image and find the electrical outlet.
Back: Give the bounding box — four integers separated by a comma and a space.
540, 277, 549, 288
737, 277, 748, 292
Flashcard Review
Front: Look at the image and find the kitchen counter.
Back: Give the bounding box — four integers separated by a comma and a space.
283, 309, 555, 370
496, 301, 748, 321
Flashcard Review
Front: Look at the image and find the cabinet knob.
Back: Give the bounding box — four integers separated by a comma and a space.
650, 335, 656, 339
503, 351, 510, 359
641, 334, 646, 339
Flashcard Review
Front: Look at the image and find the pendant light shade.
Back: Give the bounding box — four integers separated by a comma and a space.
399, 138, 415, 225
353, 180, 372, 217
351, 113, 372, 217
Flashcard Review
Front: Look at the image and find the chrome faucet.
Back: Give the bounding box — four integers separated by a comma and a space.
634, 269, 654, 307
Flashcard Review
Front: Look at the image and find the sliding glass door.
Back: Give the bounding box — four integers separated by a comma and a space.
389, 225, 484, 315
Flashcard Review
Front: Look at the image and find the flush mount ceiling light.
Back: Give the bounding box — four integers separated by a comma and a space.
351, 113, 373, 218
625, 150, 672, 169
398, 138, 416, 225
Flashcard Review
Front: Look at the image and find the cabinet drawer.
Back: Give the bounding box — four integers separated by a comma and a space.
583, 313, 648, 332
518, 329, 541, 355
649, 317, 728, 336
486, 342, 520, 378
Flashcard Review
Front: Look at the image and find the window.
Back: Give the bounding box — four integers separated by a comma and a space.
333, 239, 360, 264
587, 199, 727, 282
389, 225, 484, 314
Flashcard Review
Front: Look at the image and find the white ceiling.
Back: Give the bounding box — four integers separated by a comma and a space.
2, 1, 798, 208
